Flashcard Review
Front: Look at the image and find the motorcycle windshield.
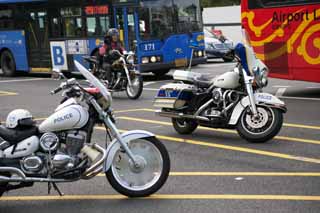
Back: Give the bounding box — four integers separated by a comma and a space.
74, 60, 112, 105
234, 29, 257, 76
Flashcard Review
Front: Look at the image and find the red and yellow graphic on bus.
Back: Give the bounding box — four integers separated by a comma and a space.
241, 2, 320, 83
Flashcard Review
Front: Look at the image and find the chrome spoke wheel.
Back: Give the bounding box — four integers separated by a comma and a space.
126, 75, 143, 99
242, 107, 274, 135
111, 139, 163, 191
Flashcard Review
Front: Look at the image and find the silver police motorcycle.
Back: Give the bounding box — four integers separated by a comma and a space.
154, 31, 286, 143
0, 61, 170, 197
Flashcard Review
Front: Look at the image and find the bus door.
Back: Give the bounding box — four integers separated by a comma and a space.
26, 10, 51, 69
114, 7, 138, 52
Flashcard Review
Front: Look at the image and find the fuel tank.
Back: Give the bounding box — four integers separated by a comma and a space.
39, 103, 89, 133
212, 72, 240, 89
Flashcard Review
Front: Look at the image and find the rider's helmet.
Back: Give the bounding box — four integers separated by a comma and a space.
107, 28, 120, 40
6, 109, 34, 129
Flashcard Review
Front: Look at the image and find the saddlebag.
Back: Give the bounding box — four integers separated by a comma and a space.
153, 83, 195, 109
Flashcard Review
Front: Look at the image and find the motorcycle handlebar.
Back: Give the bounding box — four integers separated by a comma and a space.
51, 86, 63, 95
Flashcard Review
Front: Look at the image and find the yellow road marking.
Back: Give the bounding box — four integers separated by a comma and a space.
30, 67, 51, 73
0, 90, 18, 97
117, 116, 320, 145
141, 108, 320, 131
114, 108, 150, 113
96, 172, 320, 177
96, 126, 320, 164
1, 194, 320, 201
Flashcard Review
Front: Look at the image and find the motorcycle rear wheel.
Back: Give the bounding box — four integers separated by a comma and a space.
172, 118, 198, 135
126, 75, 143, 100
106, 137, 170, 197
236, 106, 283, 143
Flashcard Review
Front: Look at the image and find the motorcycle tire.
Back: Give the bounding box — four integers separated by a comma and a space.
172, 118, 198, 135
126, 75, 143, 100
236, 106, 283, 143
106, 136, 170, 197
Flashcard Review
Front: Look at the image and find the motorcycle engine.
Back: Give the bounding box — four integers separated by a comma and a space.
51, 130, 87, 170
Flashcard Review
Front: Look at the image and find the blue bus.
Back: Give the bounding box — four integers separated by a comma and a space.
0, 0, 205, 77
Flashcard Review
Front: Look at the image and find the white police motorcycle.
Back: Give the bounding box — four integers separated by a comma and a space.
154, 31, 286, 143
0, 61, 170, 197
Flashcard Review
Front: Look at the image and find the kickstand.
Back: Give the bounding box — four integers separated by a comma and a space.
48, 182, 64, 196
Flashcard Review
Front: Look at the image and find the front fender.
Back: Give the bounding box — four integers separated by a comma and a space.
228, 93, 286, 125
103, 130, 155, 172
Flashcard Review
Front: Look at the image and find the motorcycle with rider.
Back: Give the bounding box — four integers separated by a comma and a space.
85, 28, 143, 99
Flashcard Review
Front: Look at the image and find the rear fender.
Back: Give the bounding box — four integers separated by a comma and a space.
103, 130, 155, 172
228, 93, 286, 125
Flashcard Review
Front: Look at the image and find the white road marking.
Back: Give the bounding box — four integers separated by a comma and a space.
143, 81, 156, 86
272, 85, 291, 88
0, 78, 48, 83
278, 96, 320, 101
275, 88, 287, 97
144, 88, 159, 91
306, 87, 320, 89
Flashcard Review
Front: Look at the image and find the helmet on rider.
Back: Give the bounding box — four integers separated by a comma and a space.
107, 28, 120, 42
6, 109, 34, 129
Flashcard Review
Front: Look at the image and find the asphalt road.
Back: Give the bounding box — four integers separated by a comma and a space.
0, 61, 320, 212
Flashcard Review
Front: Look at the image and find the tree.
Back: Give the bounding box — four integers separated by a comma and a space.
201, 0, 240, 7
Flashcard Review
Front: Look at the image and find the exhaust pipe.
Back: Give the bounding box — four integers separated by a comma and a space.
81, 143, 107, 178
0, 144, 107, 183
156, 110, 209, 122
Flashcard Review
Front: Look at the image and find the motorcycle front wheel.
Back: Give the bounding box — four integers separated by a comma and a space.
106, 137, 170, 197
126, 75, 143, 100
236, 106, 283, 143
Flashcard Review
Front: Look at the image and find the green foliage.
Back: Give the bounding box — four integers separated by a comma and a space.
200, 0, 240, 7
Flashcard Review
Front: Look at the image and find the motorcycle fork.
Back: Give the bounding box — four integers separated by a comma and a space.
89, 97, 138, 165
243, 70, 258, 117
123, 65, 133, 88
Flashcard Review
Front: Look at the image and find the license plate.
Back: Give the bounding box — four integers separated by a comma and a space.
175, 59, 187, 67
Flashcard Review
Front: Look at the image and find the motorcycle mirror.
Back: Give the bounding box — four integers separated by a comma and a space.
52, 69, 62, 80
52, 69, 67, 80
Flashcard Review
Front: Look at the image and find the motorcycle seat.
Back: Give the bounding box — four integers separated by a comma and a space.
193, 76, 213, 88
0, 125, 38, 145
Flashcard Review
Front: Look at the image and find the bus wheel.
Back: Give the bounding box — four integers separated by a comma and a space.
1, 50, 16, 77
152, 69, 170, 79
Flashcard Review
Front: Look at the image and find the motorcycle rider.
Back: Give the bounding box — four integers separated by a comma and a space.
98, 28, 125, 83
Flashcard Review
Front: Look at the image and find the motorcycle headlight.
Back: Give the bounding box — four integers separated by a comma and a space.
253, 67, 269, 88
126, 55, 135, 64
260, 68, 269, 87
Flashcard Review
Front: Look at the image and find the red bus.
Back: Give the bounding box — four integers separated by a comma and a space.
241, 0, 320, 83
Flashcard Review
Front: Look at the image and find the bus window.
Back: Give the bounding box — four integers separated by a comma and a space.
172, 0, 202, 33
61, 7, 84, 37
86, 16, 110, 36
0, 9, 13, 29
50, 17, 62, 38
127, 8, 136, 50
139, 0, 174, 40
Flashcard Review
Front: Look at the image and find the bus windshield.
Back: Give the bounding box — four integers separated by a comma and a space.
139, 0, 202, 40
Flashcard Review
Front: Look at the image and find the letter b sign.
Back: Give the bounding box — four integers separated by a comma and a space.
53, 46, 64, 65
50, 41, 68, 70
